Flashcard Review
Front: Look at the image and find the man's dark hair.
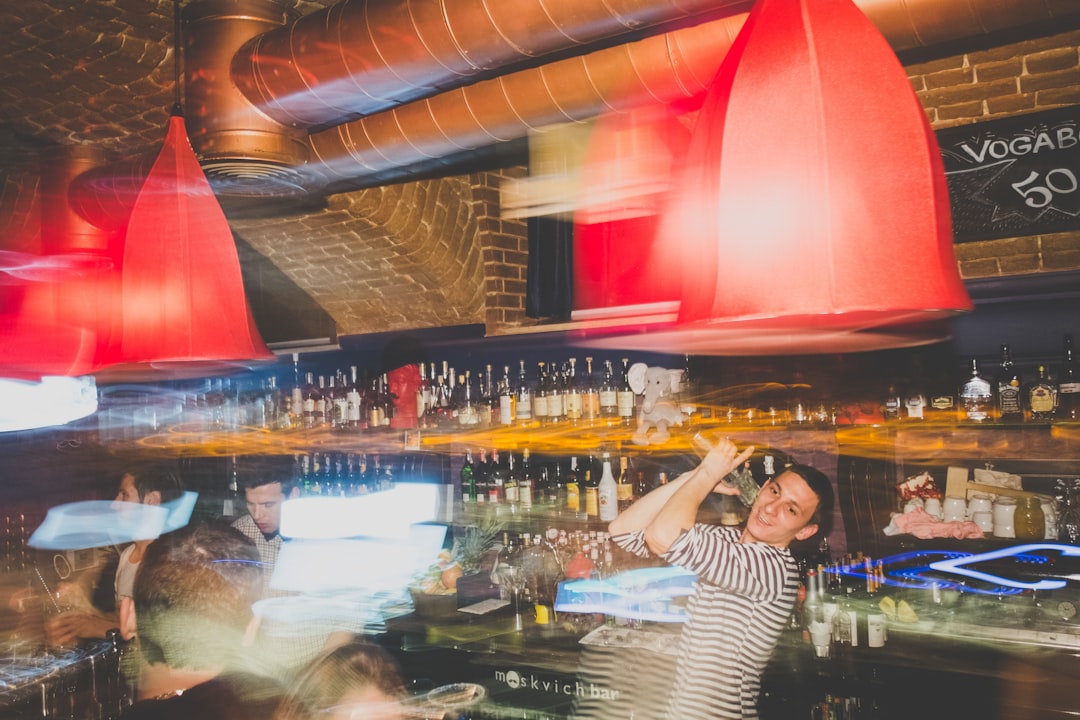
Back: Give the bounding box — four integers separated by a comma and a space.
235, 456, 299, 494
784, 463, 835, 536
130, 463, 185, 504
132, 522, 263, 671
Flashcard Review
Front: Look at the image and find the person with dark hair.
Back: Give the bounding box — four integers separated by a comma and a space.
117, 522, 283, 720
608, 438, 834, 720
274, 641, 408, 720
46, 464, 186, 647
232, 459, 300, 595
231, 457, 352, 678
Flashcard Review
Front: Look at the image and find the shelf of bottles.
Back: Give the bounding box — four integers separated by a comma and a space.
90, 333, 1080, 462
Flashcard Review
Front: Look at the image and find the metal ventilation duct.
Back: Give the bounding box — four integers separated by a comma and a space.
178, 0, 1080, 196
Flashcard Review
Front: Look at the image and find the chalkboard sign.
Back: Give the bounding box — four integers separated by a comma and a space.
937, 105, 1080, 243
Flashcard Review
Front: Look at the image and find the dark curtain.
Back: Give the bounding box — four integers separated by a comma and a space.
526, 216, 573, 320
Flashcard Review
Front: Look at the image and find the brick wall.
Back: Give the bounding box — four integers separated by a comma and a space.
907, 27, 1080, 279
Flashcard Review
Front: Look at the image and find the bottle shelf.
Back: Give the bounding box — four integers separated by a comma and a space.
82, 412, 1079, 460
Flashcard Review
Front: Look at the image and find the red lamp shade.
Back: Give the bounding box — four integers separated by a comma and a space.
1, 145, 120, 380
574, 0, 972, 355
98, 113, 274, 381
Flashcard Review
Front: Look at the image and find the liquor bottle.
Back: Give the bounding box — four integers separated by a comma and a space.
515, 360, 533, 424
290, 353, 304, 426
616, 455, 633, 512
959, 358, 993, 422
582, 356, 601, 422
321, 374, 336, 428
598, 458, 619, 522
548, 361, 565, 424
882, 384, 902, 421
481, 364, 497, 426
599, 360, 618, 419
549, 462, 567, 514
995, 343, 1024, 422
461, 449, 477, 505
315, 375, 330, 427
457, 371, 478, 426
475, 449, 490, 505
499, 365, 515, 425
1058, 334, 1080, 420
332, 370, 350, 428
532, 362, 549, 422
564, 357, 583, 423
504, 450, 520, 513
633, 470, 650, 503
903, 359, 927, 422
584, 461, 600, 520
487, 449, 506, 506
302, 372, 320, 428
344, 365, 363, 431
519, 448, 535, 512
223, 456, 239, 517
379, 373, 395, 428
265, 376, 289, 430
616, 357, 636, 425
1028, 364, 1057, 420
565, 457, 582, 519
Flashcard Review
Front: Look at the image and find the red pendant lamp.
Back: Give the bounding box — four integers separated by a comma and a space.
0, 145, 120, 381
94, 0, 273, 382
573, 0, 972, 355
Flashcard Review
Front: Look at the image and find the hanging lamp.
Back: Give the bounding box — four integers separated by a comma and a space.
572, 0, 972, 355
95, 0, 273, 381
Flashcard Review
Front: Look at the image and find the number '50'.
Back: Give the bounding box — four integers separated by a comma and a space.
1011, 168, 1078, 208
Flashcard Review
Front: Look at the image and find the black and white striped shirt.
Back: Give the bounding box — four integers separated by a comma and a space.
613, 525, 798, 719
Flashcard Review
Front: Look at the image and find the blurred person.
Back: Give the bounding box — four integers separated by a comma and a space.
45, 464, 184, 647
232, 457, 352, 678
608, 438, 834, 720
117, 522, 282, 719
274, 640, 408, 720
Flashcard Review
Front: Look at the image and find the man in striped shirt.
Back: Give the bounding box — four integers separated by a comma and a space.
610, 438, 833, 719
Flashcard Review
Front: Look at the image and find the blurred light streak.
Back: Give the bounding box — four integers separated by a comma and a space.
555, 566, 697, 622
27, 491, 198, 550
0, 376, 98, 432
269, 525, 448, 594
280, 484, 439, 540
929, 543, 1080, 592
252, 592, 401, 639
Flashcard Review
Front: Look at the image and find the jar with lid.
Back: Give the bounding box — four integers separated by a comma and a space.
1013, 496, 1045, 541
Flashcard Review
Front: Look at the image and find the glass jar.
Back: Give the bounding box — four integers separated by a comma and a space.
1013, 496, 1045, 541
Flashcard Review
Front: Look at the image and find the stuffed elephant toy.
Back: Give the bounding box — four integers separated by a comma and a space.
627, 362, 687, 445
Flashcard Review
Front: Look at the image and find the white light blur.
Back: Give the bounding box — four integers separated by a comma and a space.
27, 491, 199, 550
555, 566, 697, 623
280, 483, 440, 540
0, 375, 98, 432
269, 524, 448, 593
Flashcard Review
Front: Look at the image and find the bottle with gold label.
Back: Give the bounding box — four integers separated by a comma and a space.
616, 455, 634, 512
1028, 364, 1056, 420
565, 457, 581, 519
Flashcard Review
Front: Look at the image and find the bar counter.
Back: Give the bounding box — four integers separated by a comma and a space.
374, 595, 1080, 720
